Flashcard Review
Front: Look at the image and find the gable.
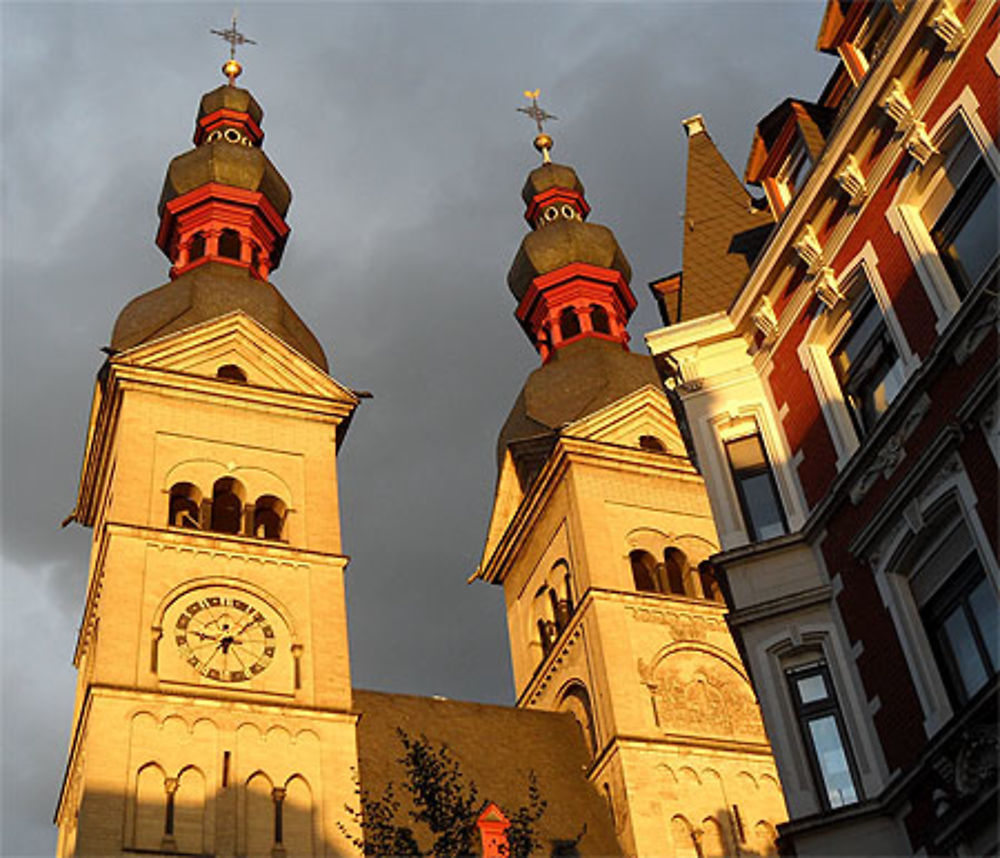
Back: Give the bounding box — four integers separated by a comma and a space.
561, 385, 686, 455
113, 311, 356, 402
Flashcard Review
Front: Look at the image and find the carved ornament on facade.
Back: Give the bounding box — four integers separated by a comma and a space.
850, 395, 931, 504
752, 296, 779, 344
626, 605, 719, 640
642, 653, 766, 742
954, 295, 998, 365
929, 722, 998, 829
904, 120, 938, 166
930, 0, 967, 52
676, 354, 703, 392
812, 267, 845, 310
880, 78, 914, 129
793, 224, 824, 275
835, 155, 868, 207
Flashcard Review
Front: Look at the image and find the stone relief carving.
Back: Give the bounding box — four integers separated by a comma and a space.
641, 651, 766, 742
626, 605, 721, 640
850, 394, 931, 504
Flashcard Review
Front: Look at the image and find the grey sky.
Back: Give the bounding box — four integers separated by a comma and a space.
1, 2, 834, 854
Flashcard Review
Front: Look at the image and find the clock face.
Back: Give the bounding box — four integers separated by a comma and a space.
173, 593, 276, 683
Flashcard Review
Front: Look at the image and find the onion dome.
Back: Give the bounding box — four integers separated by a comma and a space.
507, 162, 635, 363
111, 82, 327, 370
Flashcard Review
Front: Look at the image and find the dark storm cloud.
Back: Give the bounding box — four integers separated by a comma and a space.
1, 3, 834, 853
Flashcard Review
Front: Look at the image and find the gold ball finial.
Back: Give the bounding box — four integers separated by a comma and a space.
223, 58, 243, 83
533, 133, 554, 163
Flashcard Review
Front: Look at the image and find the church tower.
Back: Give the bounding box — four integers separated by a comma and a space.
475, 112, 787, 857
56, 56, 361, 858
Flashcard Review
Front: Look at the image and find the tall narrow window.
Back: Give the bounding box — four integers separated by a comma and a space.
210, 478, 245, 535
559, 307, 581, 341
590, 304, 611, 334
188, 232, 206, 261
786, 662, 861, 810
218, 228, 242, 260
629, 549, 660, 593
916, 546, 998, 705
930, 156, 999, 298
830, 296, 905, 435
724, 433, 787, 541
168, 483, 202, 529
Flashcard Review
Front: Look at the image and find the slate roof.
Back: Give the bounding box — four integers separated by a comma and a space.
353, 689, 622, 856
679, 124, 774, 321
496, 337, 661, 476
110, 261, 328, 370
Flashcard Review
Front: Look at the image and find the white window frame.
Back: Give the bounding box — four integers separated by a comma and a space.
708, 408, 798, 548
868, 460, 1000, 737
757, 624, 889, 818
798, 242, 917, 468
886, 86, 1000, 332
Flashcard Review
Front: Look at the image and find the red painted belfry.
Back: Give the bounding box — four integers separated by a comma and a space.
508, 154, 635, 363
155, 83, 290, 283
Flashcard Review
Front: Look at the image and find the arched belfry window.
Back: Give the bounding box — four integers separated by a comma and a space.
218, 228, 241, 260
559, 307, 581, 340
590, 304, 611, 334
663, 547, 689, 596
630, 549, 660, 593
253, 495, 287, 541
168, 483, 202, 529
699, 561, 725, 603
210, 477, 245, 535
189, 232, 206, 261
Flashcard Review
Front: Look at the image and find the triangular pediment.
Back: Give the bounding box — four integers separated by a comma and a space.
113, 311, 357, 402
561, 384, 685, 455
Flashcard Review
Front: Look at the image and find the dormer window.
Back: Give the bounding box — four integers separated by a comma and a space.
746, 99, 833, 218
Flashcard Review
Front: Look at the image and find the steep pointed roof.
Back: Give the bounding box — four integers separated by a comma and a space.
678, 115, 773, 321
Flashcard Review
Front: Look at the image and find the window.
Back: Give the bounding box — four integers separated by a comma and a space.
910, 521, 999, 705
168, 482, 202, 529
559, 307, 581, 340
638, 434, 667, 453
210, 477, 245, 534
786, 662, 861, 810
629, 549, 659, 593
188, 232, 205, 261
891, 102, 1000, 325
724, 433, 787, 541
217, 364, 247, 383
830, 295, 905, 436
698, 562, 725, 604
253, 495, 286, 541
590, 304, 611, 335
218, 228, 242, 260
929, 156, 999, 298
663, 547, 688, 596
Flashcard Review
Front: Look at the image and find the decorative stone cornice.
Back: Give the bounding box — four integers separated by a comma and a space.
751, 296, 779, 343
880, 78, 914, 129
835, 154, 868, 207
904, 120, 938, 165
930, 0, 967, 52
812, 267, 845, 310
793, 224, 824, 274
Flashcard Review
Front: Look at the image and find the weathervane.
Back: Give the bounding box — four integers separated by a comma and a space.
518, 90, 557, 163
211, 10, 257, 85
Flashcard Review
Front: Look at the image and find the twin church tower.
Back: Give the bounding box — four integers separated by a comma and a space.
56, 56, 785, 858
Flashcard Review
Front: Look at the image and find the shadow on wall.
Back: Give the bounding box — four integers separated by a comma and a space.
669, 807, 779, 858
62, 776, 353, 858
